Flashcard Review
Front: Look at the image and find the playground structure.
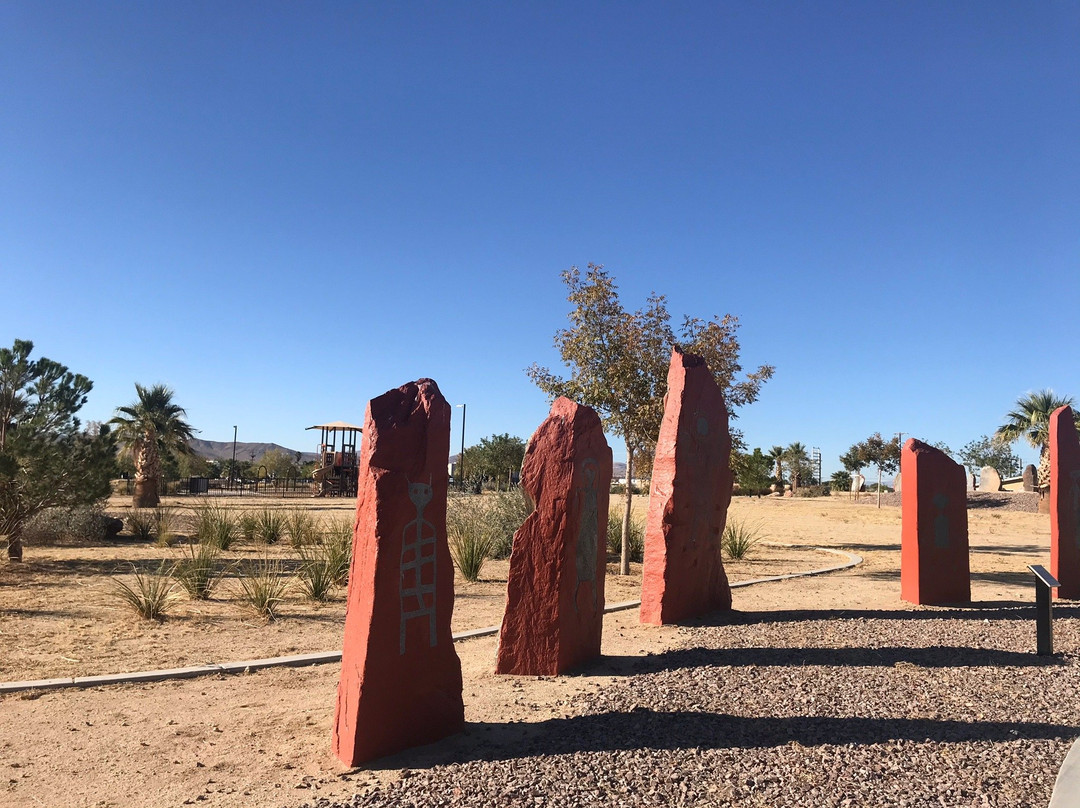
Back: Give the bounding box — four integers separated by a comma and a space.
308, 421, 362, 497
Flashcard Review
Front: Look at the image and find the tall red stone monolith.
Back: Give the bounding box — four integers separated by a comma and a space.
1050, 406, 1080, 599
900, 438, 970, 605
496, 397, 612, 675
640, 348, 733, 625
332, 379, 463, 766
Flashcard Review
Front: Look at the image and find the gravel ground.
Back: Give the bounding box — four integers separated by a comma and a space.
301, 608, 1080, 808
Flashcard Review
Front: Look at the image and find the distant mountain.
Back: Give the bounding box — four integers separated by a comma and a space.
188, 439, 319, 463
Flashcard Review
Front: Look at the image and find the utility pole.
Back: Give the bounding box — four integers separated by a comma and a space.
231, 425, 238, 492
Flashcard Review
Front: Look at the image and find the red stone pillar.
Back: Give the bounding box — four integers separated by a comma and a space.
332, 379, 464, 766
640, 348, 733, 625
1050, 406, 1080, 599
496, 397, 612, 675
900, 439, 970, 605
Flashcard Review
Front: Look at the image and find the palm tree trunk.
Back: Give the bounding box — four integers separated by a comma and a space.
621, 446, 634, 576
133, 433, 161, 508
5, 524, 22, 561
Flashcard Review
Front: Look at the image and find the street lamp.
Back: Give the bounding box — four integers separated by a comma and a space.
230, 425, 238, 491
455, 403, 466, 488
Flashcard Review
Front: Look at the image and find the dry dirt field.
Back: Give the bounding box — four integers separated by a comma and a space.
0, 493, 1072, 808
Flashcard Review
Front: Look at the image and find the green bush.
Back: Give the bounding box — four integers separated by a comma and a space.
253, 508, 287, 545
321, 517, 354, 586
236, 558, 290, 621
295, 543, 337, 602
722, 517, 762, 560
192, 503, 239, 550
285, 510, 318, 548
173, 541, 223, 600
20, 505, 113, 546
606, 507, 645, 562
109, 561, 181, 621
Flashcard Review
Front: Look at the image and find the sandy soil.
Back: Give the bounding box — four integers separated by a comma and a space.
0, 494, 1054, 808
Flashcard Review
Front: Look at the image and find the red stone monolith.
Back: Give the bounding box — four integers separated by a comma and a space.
1050, 406, 1080, 599
332, 379, 463, 765
496, 398, 612, 675
640, 348, 733, 625
900, 439, 970, 605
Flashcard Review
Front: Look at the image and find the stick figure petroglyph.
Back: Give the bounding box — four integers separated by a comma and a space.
400, 479, 437, 654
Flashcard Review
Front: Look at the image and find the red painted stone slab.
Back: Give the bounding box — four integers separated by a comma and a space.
332, 379, 463, 766
900, 439, 970, 605
640, 348, 733, 625
496, 398, 612, 676
1050, 406, 1080, 599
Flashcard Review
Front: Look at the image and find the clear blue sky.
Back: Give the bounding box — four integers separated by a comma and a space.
2, 2, 1077, 476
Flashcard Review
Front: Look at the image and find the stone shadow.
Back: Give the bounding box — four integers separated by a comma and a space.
362, 710, 1080, 771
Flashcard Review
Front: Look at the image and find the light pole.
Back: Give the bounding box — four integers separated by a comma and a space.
231, 425, 238, 492
455, 403, 466, 489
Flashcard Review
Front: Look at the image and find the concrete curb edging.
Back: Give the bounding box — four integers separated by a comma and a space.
0, 547, 860, 695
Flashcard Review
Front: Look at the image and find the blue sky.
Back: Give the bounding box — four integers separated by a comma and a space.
1, 2, 1077, 475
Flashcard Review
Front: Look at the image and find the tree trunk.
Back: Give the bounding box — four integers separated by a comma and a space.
133, 478, 160, 508
876, 466, 883, 508
133, 433, 162, 508
5, 525, 22, 561
620, 446, 634, 576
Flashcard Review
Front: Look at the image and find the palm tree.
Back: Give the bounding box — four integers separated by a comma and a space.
766, 445, 785, 487
111, 384, 196, 507
782, 442, 810, 492
994, 390, 1077, 486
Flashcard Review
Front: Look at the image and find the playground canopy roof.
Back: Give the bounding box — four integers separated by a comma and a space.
306, 421, 363, 431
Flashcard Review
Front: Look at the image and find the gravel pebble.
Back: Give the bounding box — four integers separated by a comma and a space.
300, 610, 1080, 807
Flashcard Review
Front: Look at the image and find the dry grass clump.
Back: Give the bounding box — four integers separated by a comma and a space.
192, 503, 239, 549
109, 561, 181, 621
173, 541, 224, 600
236, 558, 289, 620
722, 517, 762, 560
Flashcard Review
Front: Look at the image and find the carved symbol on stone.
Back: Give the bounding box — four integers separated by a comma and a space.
574, 458, 599, 610
400, 480, 437, 654
933, 493, 950, 549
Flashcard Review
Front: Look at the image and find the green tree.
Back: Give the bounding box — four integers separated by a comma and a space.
527, 264, 774, 574
957, 435, 1021, 478
733, 448, 772, 494
110, 384, 196, 508
766, 445, 786, 485
462, 433, 527, 491
994, 389, 1079, 485
781, 442, 812, 491
829, 470, 853, 492
0, 340, 116, 561
258, 448, 299, 480
847, 432, 901, 508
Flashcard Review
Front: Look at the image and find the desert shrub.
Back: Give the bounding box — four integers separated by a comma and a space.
173, 541, 223, 600
192, 503, 239, 550
109, 561, 181, 621
485, 490, 532, 558
295, 543, 337, 602
606, 507, 645, 562
722, 517, 762, 560
20, 505, 113, 546
154, 507, 179, 545
285, 510, 318, 548
321, 517, 354, 585
446, 496, 497, 582
793, 484, 829, 498
237, 510, 258, 542
253, 508, 287, 545
128, 509, 157, 541
236, 558, 290, 620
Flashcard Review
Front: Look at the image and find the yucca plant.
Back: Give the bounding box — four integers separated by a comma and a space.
295, 543, 337, 602
154, 506, 178, 546
109, 561, 181, 621
128, 509, 157, 542
446, 498, 496, 582
236, 558, 290, 620
191, 503, 239, 550
285, 510, 318, 548
173, 541, 223, 600
606, 507, 645, 562
321, 517, 354, 586
253, 508, 287, 545
237, 510, 258, 542
721, 517, 762, 561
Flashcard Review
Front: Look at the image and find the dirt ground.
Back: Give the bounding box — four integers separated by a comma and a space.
0, 494, 1054, 808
